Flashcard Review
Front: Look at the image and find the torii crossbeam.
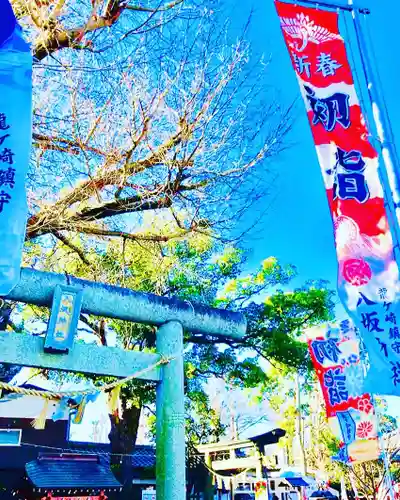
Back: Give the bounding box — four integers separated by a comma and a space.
0, 267, 247, 500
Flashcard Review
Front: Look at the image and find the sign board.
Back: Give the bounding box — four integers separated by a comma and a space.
44, 285, 83, 353
142, 489, 156, 500
0, 428, 21, 446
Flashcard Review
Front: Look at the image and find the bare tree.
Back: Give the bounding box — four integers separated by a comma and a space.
348, 429, 400, 500
9, 0, 293, 261
12, 0, 189, 61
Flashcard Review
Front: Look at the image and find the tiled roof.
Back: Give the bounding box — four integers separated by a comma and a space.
25, 454, 122, 491
132, 446, 155, 468
285, 478, 309, 487
130, 445, 207, 470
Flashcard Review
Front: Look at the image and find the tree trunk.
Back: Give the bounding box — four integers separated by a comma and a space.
108, 402, 142, 500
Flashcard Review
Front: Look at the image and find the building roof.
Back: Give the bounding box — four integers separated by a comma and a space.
132, 446, 156, 468
285, 478, 309, 487
25, 454, 122, 491
197, 429, 286, 453
248, 429, 286, 449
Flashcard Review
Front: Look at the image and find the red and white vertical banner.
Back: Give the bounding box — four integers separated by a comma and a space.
306, 320, 379, 464
275, 0, 400, 396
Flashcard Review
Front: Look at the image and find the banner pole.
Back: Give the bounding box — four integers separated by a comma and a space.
350, 4, 399, 495
349, 3, 400, 263
286, 0, 370, 14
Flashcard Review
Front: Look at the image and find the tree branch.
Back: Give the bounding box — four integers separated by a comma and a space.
71, 194, 173, 222
126, 0, 183, 12
64, 225, 196, 242
53, 230, 92, 265
33, 3, 125, 60
33, 133, 107, 157
79, 314, 107, 346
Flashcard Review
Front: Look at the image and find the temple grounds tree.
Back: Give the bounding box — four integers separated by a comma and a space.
16, 233, 334, 489
5, 0, 322, 493
10, 0, 294, 252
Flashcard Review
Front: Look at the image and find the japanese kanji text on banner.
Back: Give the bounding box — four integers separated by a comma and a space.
275, 0, 400, 396
307, 320, 379, 464
0, 0, 32, 295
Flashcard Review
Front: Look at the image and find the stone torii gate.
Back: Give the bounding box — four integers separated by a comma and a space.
0, 268, 246, 500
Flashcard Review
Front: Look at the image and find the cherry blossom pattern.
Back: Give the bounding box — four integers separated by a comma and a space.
358, 398, 373, 414
342, 258, 372, 286
356, 420, 373, 438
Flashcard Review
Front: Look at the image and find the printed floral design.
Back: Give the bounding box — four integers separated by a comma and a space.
340, 320, 352, 334
348, 354, 358, 364
358, 398, 373, 414
343, 364, 364, 398
342, 258, 372, 286
356, 420, 373, 438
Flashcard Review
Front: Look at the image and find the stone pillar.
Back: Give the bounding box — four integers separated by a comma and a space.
156, 321, 185, 500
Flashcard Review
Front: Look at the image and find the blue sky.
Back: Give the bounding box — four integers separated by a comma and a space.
223, 0, 400, 323
221, 0, 400, 416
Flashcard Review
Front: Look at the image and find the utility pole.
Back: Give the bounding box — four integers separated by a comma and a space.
295, 375, 307, 476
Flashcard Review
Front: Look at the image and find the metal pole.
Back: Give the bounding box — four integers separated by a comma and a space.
156, 321, 186, 500
350, 5, 400, 257
295, 375, 307, 476
290, 0, 370, 14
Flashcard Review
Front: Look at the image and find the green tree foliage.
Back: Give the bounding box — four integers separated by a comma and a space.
18, 233, 334, 452
267, 375, 400, 500
4, 0, 332, 492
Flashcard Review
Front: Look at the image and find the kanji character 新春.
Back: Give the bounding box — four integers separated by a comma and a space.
386, 312, 397, 324
357, 292, 376, 308
0, 114, 10, 131
305, 85, 350, 132
0, 191, 11, 213
327, 147, 369, 203
316, 52, 342, 77
0, 167, 15, 189
311, 338, 342, 364
0, 148, 14, 165
294, 54, 311, 78
361, 311, 384, 333
323, 367, 349, 406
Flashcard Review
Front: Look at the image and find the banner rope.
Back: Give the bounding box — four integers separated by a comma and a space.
0, 356, 172, 401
